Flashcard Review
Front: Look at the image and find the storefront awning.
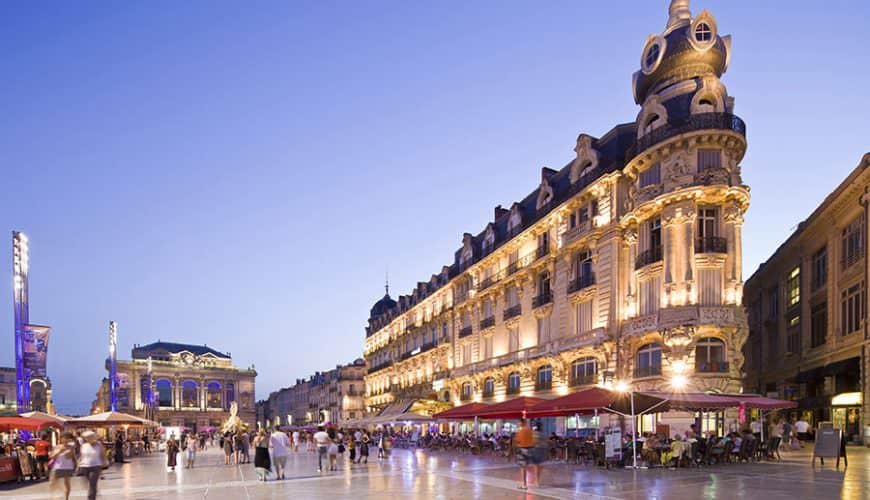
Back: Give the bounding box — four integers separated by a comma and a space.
823, 357, 859, 376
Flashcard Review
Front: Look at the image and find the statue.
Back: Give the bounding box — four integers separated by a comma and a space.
221, 401, 247, 433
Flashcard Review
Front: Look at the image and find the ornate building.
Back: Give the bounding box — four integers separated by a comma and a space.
91, 341, 257, 431
258, 359, 367, 429
365, 0, 749, 430
744, 153, 870, 445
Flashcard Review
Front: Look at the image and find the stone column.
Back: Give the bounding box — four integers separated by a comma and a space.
724, 204, 744, 303
623, 228, 638, 317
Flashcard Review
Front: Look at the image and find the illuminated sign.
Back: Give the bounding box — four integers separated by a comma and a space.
831, 392, 861, 406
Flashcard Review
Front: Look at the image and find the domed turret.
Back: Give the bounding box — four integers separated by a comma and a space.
370, 292, 396, 319
632, 1, 732, 106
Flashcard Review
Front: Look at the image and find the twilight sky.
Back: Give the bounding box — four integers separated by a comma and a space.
1, 1, 868, 414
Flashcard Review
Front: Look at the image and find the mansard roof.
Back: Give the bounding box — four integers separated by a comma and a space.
132, 341, 231, 360
366, 122, 637, 336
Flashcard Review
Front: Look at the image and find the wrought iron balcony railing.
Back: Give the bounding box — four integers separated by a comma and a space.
568, 273, 596, 294
532, 290, 553, 309
634, 366, 662, 378
459, 326, 473, 338
503, 305, 522, 321
479, 316, 495, 330
635, 246, 663, 270
625, 112, 746, 161
695, 236, 727, 254
695, 361, 729, 373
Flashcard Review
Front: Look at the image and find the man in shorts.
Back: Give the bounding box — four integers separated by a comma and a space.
313, 426, 330, 472
515, 419, 536, 490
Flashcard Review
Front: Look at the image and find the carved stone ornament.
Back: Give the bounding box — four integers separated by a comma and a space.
662, 325, 695, 356
664, 150, 693, 187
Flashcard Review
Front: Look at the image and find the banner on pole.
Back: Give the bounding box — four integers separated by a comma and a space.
22, 324, 50, 379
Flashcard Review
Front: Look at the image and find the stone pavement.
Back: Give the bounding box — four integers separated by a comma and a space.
1, 444, 868, 499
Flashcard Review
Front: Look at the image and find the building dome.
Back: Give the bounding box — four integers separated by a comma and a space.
633, 2, 730, 105
369, 293, 396, 319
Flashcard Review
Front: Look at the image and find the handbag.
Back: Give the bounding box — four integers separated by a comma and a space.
338, 444, 346, 453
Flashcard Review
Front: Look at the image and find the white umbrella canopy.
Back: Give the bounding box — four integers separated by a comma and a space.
69, 411, 157, 427
20, 411, 71, 424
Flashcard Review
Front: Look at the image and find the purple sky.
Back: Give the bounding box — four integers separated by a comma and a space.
1, 1, 868, 414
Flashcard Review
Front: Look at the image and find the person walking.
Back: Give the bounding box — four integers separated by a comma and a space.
33, 433, 51, 480
515, 419, 537, 490
49, 432, 77, 500
185, 435, 198, 468
348, 436, 356, 464
166, 435, 179, 471
292, 430, 300, 452
253, 430, 272, 481
327, 430, 339, 471
233, 432, 243, 465
241, 432, 251, 464
313, 426, 330, 472
360, 431, 370, 464
269, 428, 290, 479
223, 432, 234, 465
78, 431, 107, 500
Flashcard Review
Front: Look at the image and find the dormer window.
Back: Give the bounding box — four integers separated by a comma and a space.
694, 22, 712, 42
644, 43, 660, 70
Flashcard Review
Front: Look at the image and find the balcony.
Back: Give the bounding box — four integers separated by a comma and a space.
695, 361, 729, 373
535, 380, 553, 391
479, 316, 495, 330
561, 219, 593, 247
624, 112, 746, 161
695, 236, 727, 254
460, 392, 473, 401
634, 366, 662, 378
841, 250, 864, 270
532, 290, 552, 309
482, 389, 494, 399
570, 374, 597, 387
503, 305, 522, 321
367, 360, 393, 374
506, 385, 521, 395
568, 273, 596, 294
459, 325, 473, 338
635, 246, 663, 270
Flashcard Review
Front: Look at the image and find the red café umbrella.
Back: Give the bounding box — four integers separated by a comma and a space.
0, 416, 63, 433
640, 391, 738, 411
527, 387, 668, 417
432, 402, 491, 420
726, 394, 798, 410
475, 397, 548, 420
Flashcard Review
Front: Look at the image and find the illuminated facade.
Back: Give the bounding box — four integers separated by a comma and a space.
92, 341, 257, 430
744, 154, 870, 445
365, 1, 749, 422
258, 359, 367, 428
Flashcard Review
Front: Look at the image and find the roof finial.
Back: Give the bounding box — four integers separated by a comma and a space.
385, 267, 390, 296
667, 0, 692, 30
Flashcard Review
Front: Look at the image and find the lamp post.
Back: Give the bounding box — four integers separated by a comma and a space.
108, 321, 118, 412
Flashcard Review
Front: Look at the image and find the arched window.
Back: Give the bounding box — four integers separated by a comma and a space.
536, 365, 553, 390
697, 97, 716, 112
156, 379, 172, 407
695, 338, 727, 373
636, 343, 662, 377
483, 377, 495, 397
224, 383, 235, 410
571, 357, 597, 386
182, 380, 198, 408
461, 382, 473, 401
207, 382, 222, 408
644, 43, 660, 70
507, 372, 521, 395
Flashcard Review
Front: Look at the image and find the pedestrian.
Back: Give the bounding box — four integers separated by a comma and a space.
241, 431, 251, 464
166, 434, 179, 471
313, 426, 330, 472
33, 433, 51, 480
78, 431, 107, 500
269, 428, 290, 479
515, 419, 537, 490
292, 430, 300, 452
114, 431, 126, 464
252, 430, 272, 481
143, 434, 151, 453
49, 432, 77, 500
233, 432, 243, 465
223, 432, 234, 465
782, 419, 793, 450
327, 429, 339, 471
360, 431, 370, 464
185, 435, 198, 468
348, 435, 356, 463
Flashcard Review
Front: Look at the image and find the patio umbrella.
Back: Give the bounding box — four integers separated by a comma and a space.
639, 391, 737, 412
432, 402, 491, 420
69, 411, 154, 426
0, 416, 63, 432
526, 387, 668, 417
474, 397, 548, 420
20, 411, 71, 425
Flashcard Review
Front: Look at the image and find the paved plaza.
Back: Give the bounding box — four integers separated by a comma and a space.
2, 445, 869, 499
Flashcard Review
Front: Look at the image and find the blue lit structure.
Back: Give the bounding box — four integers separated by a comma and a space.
12, 231, 30, 412
109, 321, 118, 412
